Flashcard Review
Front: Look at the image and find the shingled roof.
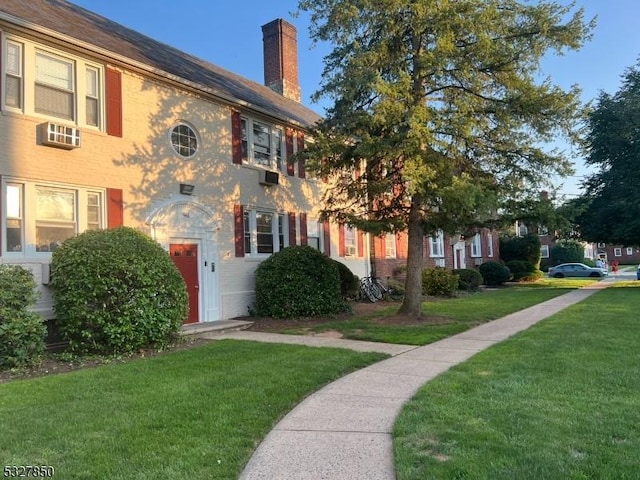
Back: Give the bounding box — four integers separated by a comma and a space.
0, 0, 322, 128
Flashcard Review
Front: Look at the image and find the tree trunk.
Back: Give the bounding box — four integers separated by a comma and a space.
398, 195, 424, 316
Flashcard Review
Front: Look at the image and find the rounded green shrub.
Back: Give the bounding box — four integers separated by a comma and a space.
422, 267, 459, 297
452, 268, 483, 291
0, 265, 46, 369
479, 261, 512, 286
0, 264, 39, 310
254, 246, 348, 318
331, 259, 359, 298
50, 227, 188, 354
505, 260, 542, 282
550, 240, 584, 266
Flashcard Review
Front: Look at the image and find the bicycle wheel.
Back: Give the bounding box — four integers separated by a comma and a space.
360, 278, 378, 302
369, 280, 384, 300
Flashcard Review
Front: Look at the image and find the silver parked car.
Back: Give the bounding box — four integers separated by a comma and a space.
548, 263, 608, 278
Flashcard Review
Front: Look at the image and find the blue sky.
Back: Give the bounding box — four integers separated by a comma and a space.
72, 1, 640, 198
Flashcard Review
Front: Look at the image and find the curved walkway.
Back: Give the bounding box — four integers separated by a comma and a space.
203, 273, 631, 479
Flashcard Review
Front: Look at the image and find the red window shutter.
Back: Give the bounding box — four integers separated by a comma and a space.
106, 188, 123, 228
357, 230, 365, 257
106, 68, 122, 137
288, 212, 297, 246
338, 224, 345, 257
323, 221, 331, 256
286, 128, 295, 176
398, 233, 408, 258
231, 111, 243, 165
376, 235, 385, 260
297, 133, 305, 178
300, 212, 308, 245
234, 205, 244, 257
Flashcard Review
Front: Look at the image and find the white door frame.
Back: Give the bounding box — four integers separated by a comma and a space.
146, 195, 220, 322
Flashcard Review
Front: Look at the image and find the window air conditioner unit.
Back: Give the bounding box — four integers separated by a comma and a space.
345, 245, 357, 256
259, 170, 279, 186
474, 257, 483, 265
40, 122, 80, 149
435, 258, 445, 267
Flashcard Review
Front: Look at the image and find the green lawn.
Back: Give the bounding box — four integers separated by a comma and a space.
0, 340, 386, 479
393, 281, 640, 479
279, 278, 598, 345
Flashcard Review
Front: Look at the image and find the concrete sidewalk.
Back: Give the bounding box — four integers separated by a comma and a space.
203, 274, 628, 479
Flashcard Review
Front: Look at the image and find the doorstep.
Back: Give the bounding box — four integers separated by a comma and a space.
181, 320, 254, 336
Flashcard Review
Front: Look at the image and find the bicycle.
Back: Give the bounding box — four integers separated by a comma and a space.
359, 276, 386, 302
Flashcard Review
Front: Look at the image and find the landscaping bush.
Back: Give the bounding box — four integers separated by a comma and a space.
550, 240, 584, 266
500, 234, 542, 266
479, 261, 512, 286
254, 246, 348, 318
452, 268, 483, 291
331, 259, 359, 298
422, 268, 459, 297
0, 265, 46, 369
505, 260, 542, 282
50, 227, 188, 355
0, 264, 39, 310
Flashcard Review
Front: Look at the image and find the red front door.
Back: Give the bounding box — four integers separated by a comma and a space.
170, 244, 199, 324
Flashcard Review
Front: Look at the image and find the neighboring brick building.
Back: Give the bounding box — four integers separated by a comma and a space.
372, 228, 500, 282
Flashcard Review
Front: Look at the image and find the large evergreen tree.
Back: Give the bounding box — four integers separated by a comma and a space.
575, 63, 640, 246
298, 0, 593, 315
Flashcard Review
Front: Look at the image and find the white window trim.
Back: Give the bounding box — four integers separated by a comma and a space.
242, 208, 287, 258
487, 233, 494, 257
2, 177, 106, 257
2, 34, 105, 129
626, 247, 633, 255
541, 245, 550, 259
471, 233, 482, 258
307, 217, 323, 252
385, 233, 396, 259
344, 226, 357, 257
429, 231, 444, 258
614, 248, 622, 257
240, 116, 285, 172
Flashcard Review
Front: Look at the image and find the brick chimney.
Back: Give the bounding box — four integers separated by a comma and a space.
262, 19, 301, 102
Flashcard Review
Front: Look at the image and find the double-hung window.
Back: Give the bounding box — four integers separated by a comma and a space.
5, 40, 23, 108
2, 36, 104, 128
240, 117, 284, 170
471, 233, 482, 257
307, 219, 321, 250
5, 183, 23, 252
35, 51, 74, 120
430, 231, 444, 257
487, 233, 494, 257
242, 209, 287, 256
344, 227, 356, 256
35, 186, 76, 251
540, 245, 550, 259
85, 67, 100, 126
385, 233, 396, 258
2, 180, 105, 255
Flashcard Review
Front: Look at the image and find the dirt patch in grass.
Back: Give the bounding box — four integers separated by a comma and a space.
245, 300, 452, 332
